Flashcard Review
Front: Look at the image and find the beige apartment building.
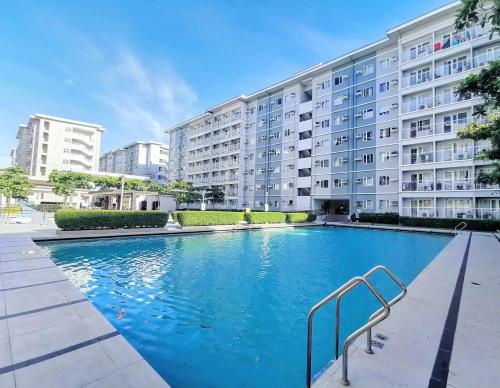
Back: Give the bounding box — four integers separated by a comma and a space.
13, 113, 104, 179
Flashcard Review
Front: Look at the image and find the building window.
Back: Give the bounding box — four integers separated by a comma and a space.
379, 199, 390, 209
363, 64, 374, 75
379, 105, 390, 115
362, 177, 374, 187
333, 157, 344, 166
334, 178, 346, 187
380, 152, 390, 162
380, 58, 390, 69
334, 76, 343, 86
363, 87, 373, 97
362, 154, 374, 163
379, 82, 390, 93
316, 159, 330, 168
379, 176, 390, 185
333, 96, 344, 106
363, 109, 374, 119
318, 179, 329, 188
334, 136, 348, 145
362, 131, 373, 141
321, 119, 330, 128
379, 127, 391, 138
359, 200, 373, 209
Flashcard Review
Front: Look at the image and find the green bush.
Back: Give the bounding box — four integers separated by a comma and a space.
175, 211, 244, 226
170, 211, 178, 222
359, 212, 400, 224
399, 216, 500, 231
285, 212, 316, 223
244, 212, 286, 224
54, 210, 168, 231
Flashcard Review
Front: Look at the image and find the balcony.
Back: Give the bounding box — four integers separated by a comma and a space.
402, 152, 434, 165
402, 181, 434, 192
435, 91, 471, 107
401, 117, 483, 139
435, 147, 474, 162
435, 179, 474, 191
401, 72, 432, 88
401, 96, 433, 113
402, 206, 499, 219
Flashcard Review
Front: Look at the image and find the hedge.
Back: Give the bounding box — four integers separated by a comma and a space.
285, 212, 316, 223
54, 210, 168, 231
359, 212, 400, 224
244, 212, 286, 224
175, 211, 244, 226
399, 216, 500, 231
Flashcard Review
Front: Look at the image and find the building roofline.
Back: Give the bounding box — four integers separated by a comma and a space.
100, 140, 169, 157
31, 114, 106, 131
165, 1, 462, 134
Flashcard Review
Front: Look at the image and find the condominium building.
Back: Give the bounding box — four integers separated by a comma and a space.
99, 141, 169, 183
13, 114, 104, 179
166, 1, 499, 219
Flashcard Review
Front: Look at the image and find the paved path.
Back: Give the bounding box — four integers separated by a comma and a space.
0, 235, 168, 388
313, 232, 500, 388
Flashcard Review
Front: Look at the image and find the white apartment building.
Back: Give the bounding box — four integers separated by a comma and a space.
13, 114, 104, 179
99, 141, 169, 184
166, 1, 499, 219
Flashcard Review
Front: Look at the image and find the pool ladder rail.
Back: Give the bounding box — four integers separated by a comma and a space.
306, 265, 407, 387
454, 222, 467, 234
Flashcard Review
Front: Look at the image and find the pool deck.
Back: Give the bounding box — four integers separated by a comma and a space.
313, 231, 500, 388
0, 222, 499, 387
0, 235, 169, 388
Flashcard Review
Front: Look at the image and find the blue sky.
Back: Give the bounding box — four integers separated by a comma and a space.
0, 0, 452, 167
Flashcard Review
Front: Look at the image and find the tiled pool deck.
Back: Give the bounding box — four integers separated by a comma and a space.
0, 236, 168, 388
0, 223, 498, 387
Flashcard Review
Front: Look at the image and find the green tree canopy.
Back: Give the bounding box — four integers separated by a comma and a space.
206, 186, 225, 207
165, 180, 196, 207
455, 0, 500, 184
48, 170, 92, 204
92, 176, 122, 190
0, 167, 33, 201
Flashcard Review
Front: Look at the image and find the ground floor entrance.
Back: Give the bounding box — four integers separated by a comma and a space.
314, 199, 350, 215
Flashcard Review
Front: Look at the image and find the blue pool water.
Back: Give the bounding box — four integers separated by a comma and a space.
41, 227, 451, 387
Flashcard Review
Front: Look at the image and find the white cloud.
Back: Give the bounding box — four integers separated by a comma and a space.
64, 78, 75, 86
97, 48, 197, 140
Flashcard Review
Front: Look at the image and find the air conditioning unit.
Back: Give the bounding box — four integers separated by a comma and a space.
244, 139, 249, 144
343, 158, 349, 163
391, 127, 398, 132
355, 157, 362, 161
355, 90, 363, 96
391, 55, 398, 62
391, 200, 399, 206
244, 155, 248, 159
355, 113, 363, 118
390, 178, 399, 182
246, 109, 251, 114
391, 103, 399, 109
342, 74, 349, 79
315, 141, 322, 147
315, 103, 321, 108
356, 134, 363, 139
341, 179, 348, 185
356, 69, 363, 75
390, 151, 399, 157
342, 94, 348, 100
341, 116, 349, 121
315, 122, 321, 127
243, 170, 248, 174
356, 179, 362, 184
245, 124, 251, 129
391, 79, 399, 85
315, 181, 320, 186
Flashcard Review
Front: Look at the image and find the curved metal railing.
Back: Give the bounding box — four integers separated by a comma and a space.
454, 221, 467, 234
306, 265, 407, 387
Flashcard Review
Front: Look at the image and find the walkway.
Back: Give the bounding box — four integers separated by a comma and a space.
313, 232, 500, 388
0, 235, 168, 388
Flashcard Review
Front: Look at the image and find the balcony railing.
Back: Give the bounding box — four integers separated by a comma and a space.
402, 181, 434, 191
402, 146, 487, 165
401, 96, 433, 113
435, 91, 472, 106
436, 179, 474, 191
402, 152, 434, 165
401, 73, 432, 88
401, 207, 500, 219
401, 117, 486, 139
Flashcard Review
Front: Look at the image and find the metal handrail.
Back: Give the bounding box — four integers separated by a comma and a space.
364, 266, 407, 354
335, 266, 407, 359
454, 221, 467, 234
306, 276, 390, 388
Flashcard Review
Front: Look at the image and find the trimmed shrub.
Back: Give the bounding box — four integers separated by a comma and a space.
285, 212, 316, 223
54, 210, 168, 231
170, 211, 178, 222
244, 212, 286, 224
399, 216, 500, 231
359, 212, 400, 224
175, 211, 244, 226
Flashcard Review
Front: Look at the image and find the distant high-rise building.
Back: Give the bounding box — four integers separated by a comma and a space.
12, 113, 104, 179
99, 141, 169, 184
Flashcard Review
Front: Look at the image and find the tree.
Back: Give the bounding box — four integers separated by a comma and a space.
92, 176, 122, 190
124, 178, 151, 191
165, 180, 195, 208
455, 0, 500, 184
0, 167, 33, 202
206, 186, 225, 208
48, 170, 92, 206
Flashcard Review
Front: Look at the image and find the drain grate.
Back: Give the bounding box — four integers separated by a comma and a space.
375, 333, 389, 341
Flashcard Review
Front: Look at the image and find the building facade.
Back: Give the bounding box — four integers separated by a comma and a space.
12, 114, 104, 179
99, 141, 169, 184
166, 1, 500, 219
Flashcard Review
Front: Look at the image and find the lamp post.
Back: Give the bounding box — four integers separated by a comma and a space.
200, 189, 206, 211
264, 191, 269, 212
119, 175, 124, 210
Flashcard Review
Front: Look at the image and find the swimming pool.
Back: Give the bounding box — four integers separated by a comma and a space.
41, 227, 451, 387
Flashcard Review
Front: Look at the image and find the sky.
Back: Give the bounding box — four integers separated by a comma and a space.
0, 0, 452, 167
